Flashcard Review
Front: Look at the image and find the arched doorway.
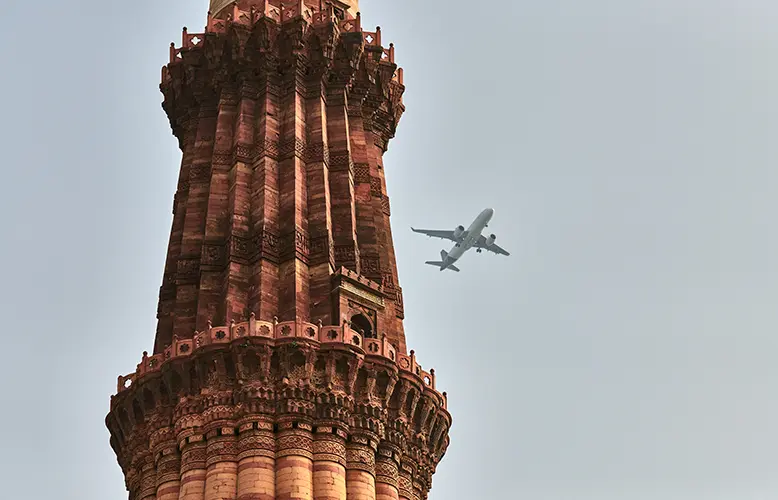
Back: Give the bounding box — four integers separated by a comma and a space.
350, 313, 375, 339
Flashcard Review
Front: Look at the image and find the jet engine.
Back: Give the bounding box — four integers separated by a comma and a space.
453, 225, 465, 238
486, 234, 497, 246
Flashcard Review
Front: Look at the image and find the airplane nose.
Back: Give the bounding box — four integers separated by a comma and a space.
486, 208, 494, 216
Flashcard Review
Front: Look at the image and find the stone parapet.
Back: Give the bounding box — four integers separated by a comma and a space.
114, 314, 444, 407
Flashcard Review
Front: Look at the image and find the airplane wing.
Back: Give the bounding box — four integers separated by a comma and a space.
410, 227, 458, 242
474, 235, 510, 256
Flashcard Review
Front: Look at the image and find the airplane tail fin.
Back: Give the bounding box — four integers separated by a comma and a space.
423, 249, 459, 272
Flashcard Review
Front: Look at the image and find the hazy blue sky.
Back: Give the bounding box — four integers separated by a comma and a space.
1, 1, 776, 499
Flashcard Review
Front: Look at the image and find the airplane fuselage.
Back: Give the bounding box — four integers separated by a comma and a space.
441, 208, 494, 270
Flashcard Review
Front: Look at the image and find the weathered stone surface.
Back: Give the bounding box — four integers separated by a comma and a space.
109, 3, 450, 499
155, 0, 407, 355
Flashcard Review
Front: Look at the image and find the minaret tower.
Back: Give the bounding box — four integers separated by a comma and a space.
106, 2, 451, 500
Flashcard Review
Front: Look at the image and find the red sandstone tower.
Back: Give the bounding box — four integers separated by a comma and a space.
105, 1, 451, 500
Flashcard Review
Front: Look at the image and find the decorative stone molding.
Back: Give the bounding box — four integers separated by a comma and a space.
108, 315, 449, 500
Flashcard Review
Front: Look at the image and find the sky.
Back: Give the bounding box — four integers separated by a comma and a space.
0, 0, 776, 499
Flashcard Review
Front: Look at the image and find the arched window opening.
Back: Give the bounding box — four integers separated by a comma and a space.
350, 314, 375, 339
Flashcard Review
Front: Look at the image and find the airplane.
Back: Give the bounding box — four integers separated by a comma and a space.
411, 208, 510, 272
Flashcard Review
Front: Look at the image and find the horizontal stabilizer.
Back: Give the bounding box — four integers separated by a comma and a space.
424, 261, 460, 272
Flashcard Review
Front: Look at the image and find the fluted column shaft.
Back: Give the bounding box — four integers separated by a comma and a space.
346, 108, 377, 283
223, 84, 256, 323
155, 114, 197, 353
306, 85, 335, 325
175, 105, 218, 337
237, 420, 276, 500
327, 89, 359, 273
277, 71, 310, 323
139, 454, 157, 500
345, 435, 377, 500
374, 446, 399, 500
275, 422, 314, 499
312, 427, 347, 500
397, 463, 414, 500
204, 427, 239, 500
198, 89, 237, 328
178, 436, 207, 500
249, 80, 281, 322
366, 135, 404, 349
155, 444, 182, 500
